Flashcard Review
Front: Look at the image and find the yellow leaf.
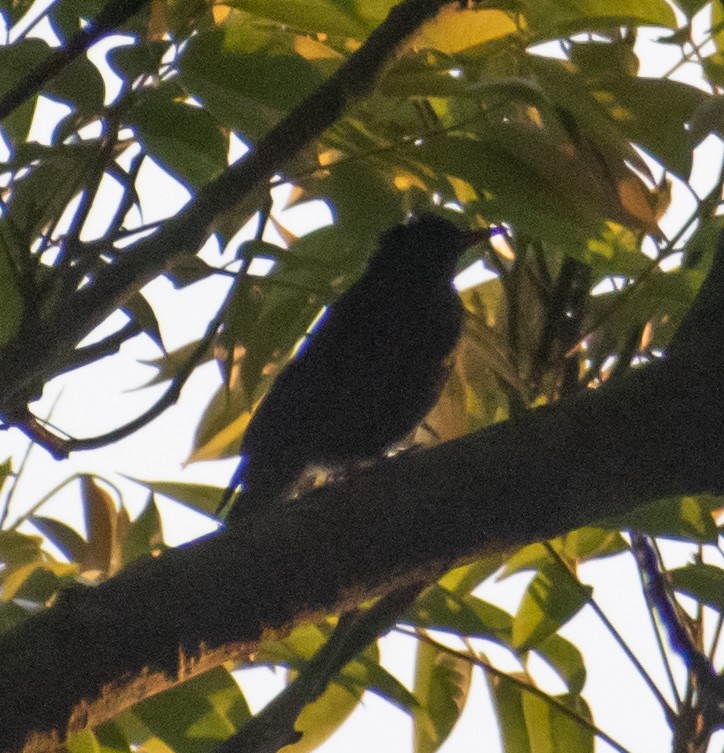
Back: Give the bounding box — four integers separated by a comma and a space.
212, 4, 233, 24
293, 36, 344, 61
409, 8, 519, 55
188, 411, 251, 463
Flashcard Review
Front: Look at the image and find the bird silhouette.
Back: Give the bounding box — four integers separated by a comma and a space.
221, 213, 490, 524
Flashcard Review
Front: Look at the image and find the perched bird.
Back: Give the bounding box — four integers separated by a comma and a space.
221, 213, 489, 524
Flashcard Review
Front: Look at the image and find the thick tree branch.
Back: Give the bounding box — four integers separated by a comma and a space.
1, 233, 724, 752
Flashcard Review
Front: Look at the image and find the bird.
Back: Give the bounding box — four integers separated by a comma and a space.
220, 213, 490, 524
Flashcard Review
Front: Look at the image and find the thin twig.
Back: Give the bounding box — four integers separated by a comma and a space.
632, 537, 682, 707
542, 541, 676, 723
0, 390, 65, 527
60, 278, 238, 452
396, 625, 635, 753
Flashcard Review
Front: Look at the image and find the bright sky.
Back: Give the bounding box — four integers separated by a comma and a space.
0, 4, 722, 753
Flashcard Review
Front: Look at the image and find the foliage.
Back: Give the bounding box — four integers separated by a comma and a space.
0, 1, 722, 752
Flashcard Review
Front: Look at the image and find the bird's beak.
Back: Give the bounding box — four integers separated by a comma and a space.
460, 228, 492, 249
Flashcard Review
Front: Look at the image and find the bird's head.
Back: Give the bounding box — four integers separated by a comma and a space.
371, 213, 491, 280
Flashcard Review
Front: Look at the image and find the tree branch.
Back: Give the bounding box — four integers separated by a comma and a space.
0, 0, 149, 123
0, 0, 453, 416
1, 233, 724, 751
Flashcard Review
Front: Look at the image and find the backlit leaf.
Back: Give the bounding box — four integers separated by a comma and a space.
520, 0, 676, 40
131, 668, 251, 753
132, 479, 226, 516
522, 692, 594, 753
613, 495, 721, 542
81, 476, 120, 576
512, 565, 590, 650
669, 563, 724, 611
128, 93, 227, 188
410, 8, 518, 55
413, 640, 472, 753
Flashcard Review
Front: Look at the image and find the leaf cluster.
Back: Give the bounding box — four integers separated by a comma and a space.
0, 1, 721, 752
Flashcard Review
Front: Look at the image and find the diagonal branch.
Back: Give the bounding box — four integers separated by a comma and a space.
0, 0, 150, 123
0, 0, 453, 415
1, 231, 724, 753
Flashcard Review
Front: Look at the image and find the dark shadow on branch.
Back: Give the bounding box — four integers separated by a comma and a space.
1, 225, 724, 751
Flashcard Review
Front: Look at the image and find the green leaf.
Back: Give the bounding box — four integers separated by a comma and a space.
0, 236, 24, 346
669, 563, 724, 611
520, 0, 676, 40
416, 132, 615, 245
80, 476, 120, 575
559, 528, 629, 562
188, 384, 252, 463
0, 0, 37, 26
94, 722, 132, 753
180, 23, 324, 138
533, 634, 587, 695
2, 559, 76, 601
0, 530, 44, 567
0, 37, 48, 141
613, 495, 721, 542
0, 39, 50, 97
49, 0, 115, 39
499, 543, 552, 578
282, 682, 358, 753
227, 0, 370, 37
587, 76, 707, 178
674, 0, 711, 17
409, 586, 512, 644
354, 653, 419, 713
512, 565, 590, 650
0, 458, 13, 497
522, 692, 594, 753
688, 94, 724, 146
140, 339, 214, 386
132, 479, 225, 516
67, 728, 101, 753
584, 267, 702, 372
127, 92, 227, 188
413, 641, 472, 753
258, 621, 330, 665
437, 555, 505, 595
257, 621, 386, 753
420, 8, 520, 54
498, 529, 622, 578
568, 39, 639, 78
297, 159, 404, 238
703, 51, 724, 88
109, 40, 169, 82
487, 672, 531, 753
121, 496, 164, 565
46, 56, 105, 118
165, 256, 219, 288
122, 293, 165, 353
131, 668, 251, 753
6, 142, 101, 239
29, 516, 88, 564
190, 275, 326, 463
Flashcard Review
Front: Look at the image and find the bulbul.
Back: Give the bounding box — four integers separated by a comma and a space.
221, 213, 489, 524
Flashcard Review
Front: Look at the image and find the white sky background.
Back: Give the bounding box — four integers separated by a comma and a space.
0, 3, 723, 753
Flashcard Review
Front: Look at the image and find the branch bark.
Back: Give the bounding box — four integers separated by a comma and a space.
0, 231, 723, 752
